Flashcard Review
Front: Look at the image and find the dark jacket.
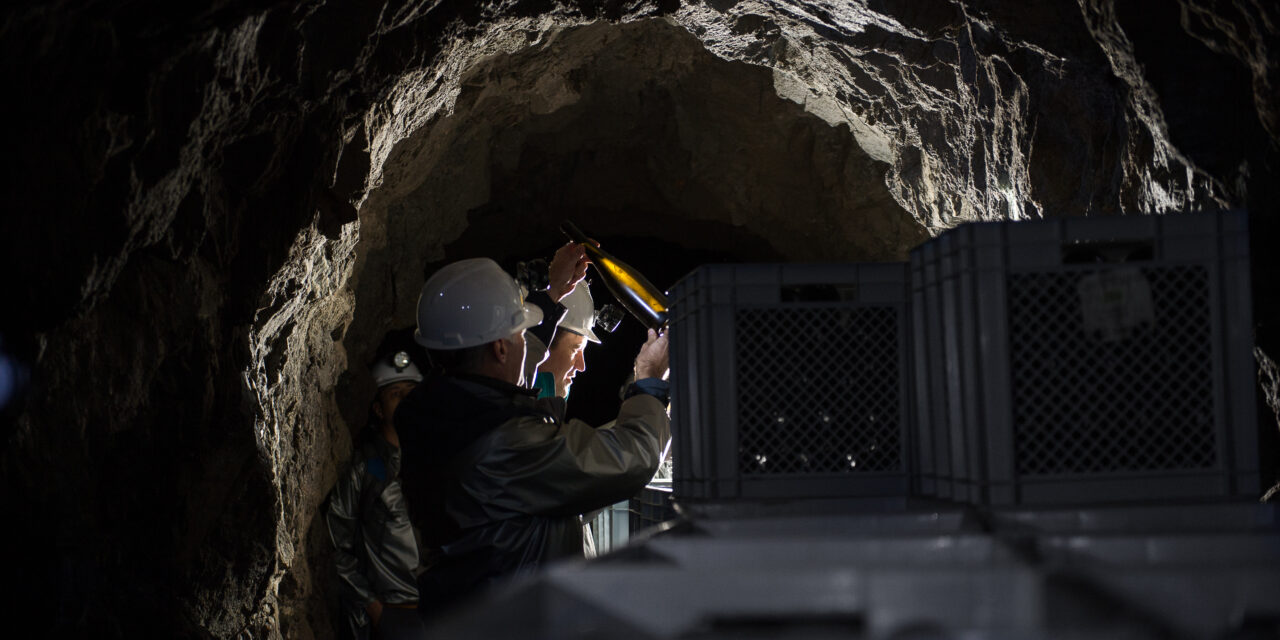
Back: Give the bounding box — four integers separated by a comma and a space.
325, 433, 420, 636
395, 373, 669, 614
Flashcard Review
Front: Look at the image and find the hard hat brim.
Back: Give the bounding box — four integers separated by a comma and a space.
563, 325, 602, 344
372, 358, 425, 387
375, 372, 424, 387
514, 302, 544, 334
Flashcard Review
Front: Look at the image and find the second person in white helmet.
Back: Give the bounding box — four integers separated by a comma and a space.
533, 281, 600, 399
518, 244, 592, 389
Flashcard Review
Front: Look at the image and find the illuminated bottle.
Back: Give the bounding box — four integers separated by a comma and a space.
560, 220, 669, 331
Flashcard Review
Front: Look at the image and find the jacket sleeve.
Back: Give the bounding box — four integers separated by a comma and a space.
525, 290, 566, 350
325, 461, 377, 607
469, 393, 671, 518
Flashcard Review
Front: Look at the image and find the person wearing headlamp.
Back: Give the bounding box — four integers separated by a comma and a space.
535, 282, 606, 399
325, 343, 427, 639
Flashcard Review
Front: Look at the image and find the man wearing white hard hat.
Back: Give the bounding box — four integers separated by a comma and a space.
325, 340, 427, 640
395, 251, 671, 619
533, 281, 601, 400
516, 247, 587, 391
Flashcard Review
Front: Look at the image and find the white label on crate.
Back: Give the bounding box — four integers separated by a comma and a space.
1078, 268, 1155, 342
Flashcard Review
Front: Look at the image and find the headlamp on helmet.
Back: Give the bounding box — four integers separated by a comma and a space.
593, 304, 624, 334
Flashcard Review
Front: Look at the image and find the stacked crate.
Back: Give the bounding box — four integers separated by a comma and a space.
666, 211, 1257, 512
669, 263, 914, 505
628, 483, 677, 535
910, 210, 1258, 505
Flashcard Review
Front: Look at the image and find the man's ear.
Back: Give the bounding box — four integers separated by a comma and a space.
490, 338, 508, 364
372, 400, 385, 421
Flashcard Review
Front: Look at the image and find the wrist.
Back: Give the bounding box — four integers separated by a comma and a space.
626, 378, 670, 404
636, 364, 668, 380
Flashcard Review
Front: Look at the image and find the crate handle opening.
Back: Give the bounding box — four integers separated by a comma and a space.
1062, 240, 1155, 265
781, 284, 859, 302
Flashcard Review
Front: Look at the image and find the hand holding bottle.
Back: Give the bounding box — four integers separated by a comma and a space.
633, 329, 670, 381
561, 221, 669, 330
546, 242, 590, 303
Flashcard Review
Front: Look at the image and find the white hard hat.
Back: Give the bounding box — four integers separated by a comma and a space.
559, 282, 601, 343
371, 350, 424, 387
414, 257, 544, 350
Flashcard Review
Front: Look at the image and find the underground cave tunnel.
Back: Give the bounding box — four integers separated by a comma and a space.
3, 1, 1280, 638
338, 17, 927, 432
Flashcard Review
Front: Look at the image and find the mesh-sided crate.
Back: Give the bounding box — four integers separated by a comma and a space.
990, 501, 1280, 534
1036, 533, 1280, 568
670, 263, 913, 503
628, 484, 677, 534
911, 210, 1258, 505
911, 242, 956, 499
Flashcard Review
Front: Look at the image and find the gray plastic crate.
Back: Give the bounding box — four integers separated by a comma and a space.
629, 484, 678, 534
670, 263, 913, 503
1036, 533, 1280, 568
911, 242, 957, 499
642, 535, 1018, 568
691, 510, 979, 537
1078, 568, 1280, 638
990, 501, 1280, 534
911, 210, 1258, 506
428, 561, 1168, 639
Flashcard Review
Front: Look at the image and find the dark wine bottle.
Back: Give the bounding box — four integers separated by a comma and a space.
561, 220, 669, 331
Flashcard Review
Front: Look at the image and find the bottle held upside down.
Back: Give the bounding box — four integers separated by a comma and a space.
560, 220, 670, 331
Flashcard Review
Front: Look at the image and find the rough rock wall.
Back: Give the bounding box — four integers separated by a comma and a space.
1, 1, 1276, 638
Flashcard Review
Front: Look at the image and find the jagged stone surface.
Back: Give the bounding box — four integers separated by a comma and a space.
2, 1, 1276, 638
1258, 347, 1280, 502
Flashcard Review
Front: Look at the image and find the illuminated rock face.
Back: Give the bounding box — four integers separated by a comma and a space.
1, 1, 1275, 637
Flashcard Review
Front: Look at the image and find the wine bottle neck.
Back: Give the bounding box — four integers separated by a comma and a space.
560, 221, 590, 245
